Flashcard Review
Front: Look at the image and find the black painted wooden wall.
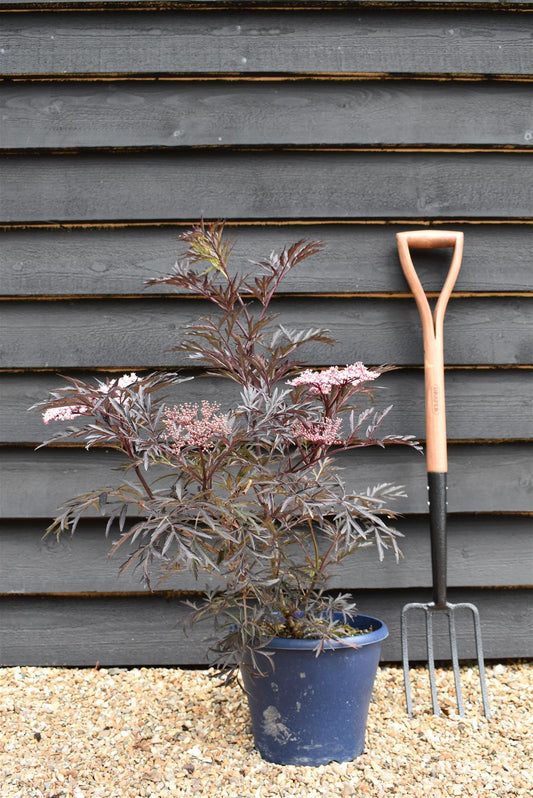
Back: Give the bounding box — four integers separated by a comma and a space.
1, 0, 532, 666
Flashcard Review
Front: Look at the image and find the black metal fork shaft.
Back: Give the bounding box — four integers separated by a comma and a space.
428, 472, 448, 608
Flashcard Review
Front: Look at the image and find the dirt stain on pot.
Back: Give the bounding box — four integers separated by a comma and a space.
262, 705, 293, 744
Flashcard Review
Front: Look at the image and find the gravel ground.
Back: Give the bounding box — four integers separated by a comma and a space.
0, 661, 530, 798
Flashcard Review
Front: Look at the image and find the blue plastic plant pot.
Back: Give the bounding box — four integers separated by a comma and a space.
240, 614, 388, 766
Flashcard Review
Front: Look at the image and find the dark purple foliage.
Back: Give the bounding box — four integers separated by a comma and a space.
34, 221, 420, 673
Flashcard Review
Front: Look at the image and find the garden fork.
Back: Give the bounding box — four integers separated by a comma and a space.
396, 230, 491, 719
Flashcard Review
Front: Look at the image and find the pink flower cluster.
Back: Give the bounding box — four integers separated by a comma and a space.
163, 401, 231, 454
42, 405, 88, 425
42, 373, 139, 424
288, 363, 379, 395
99, 372, 139, 393
292, 417, 344, 446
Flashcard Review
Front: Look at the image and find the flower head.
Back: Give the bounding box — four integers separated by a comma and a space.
98, 372, 139, 393
116, 372, 139, 389
42, 405, 88, 424
292, 417, 344, 446
288, 363, 379, 395
163, 400, 231, 454
42, 373, 140, 425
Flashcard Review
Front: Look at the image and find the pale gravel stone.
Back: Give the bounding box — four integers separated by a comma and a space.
0, 663, 531, 797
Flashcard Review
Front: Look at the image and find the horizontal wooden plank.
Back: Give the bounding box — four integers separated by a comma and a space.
3, 369, 532, 444
1, 444, 532, 517
0, 588, 530, 665
1, 515, 530, 594
1, 10, 531, 77
1, 297, 531, 369
2, 152, 532, 223
2, 80, 532, 150
2, 223, 533, 296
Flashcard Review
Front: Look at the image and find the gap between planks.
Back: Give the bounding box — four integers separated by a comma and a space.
2, 364, 532, 374
1, 291, 532, 301
2, 219, 533, 231
2, 145, 533, 156
1, 583, 531, 601
3, 72, 533, 83
0, 2, 532, 13
5, 437, 533, 449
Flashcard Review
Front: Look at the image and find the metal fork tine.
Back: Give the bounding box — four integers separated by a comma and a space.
448, 605, 465, 717
401, 603, 416, 718
426, 608, 440, 717
461, 602, 492, 720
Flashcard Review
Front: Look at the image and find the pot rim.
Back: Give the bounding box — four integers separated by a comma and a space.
263, 613, 388, 651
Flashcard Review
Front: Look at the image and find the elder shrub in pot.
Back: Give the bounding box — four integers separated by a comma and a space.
35, 222, 419, 764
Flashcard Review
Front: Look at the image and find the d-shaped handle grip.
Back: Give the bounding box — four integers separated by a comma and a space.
396, 230, 460, 250
396, 230, 464, 473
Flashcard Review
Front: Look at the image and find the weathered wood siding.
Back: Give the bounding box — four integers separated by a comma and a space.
0, 0, 531, 666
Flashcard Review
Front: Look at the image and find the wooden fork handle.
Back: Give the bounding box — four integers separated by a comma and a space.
396, 230, 464, 473
396, 230, 460, 249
